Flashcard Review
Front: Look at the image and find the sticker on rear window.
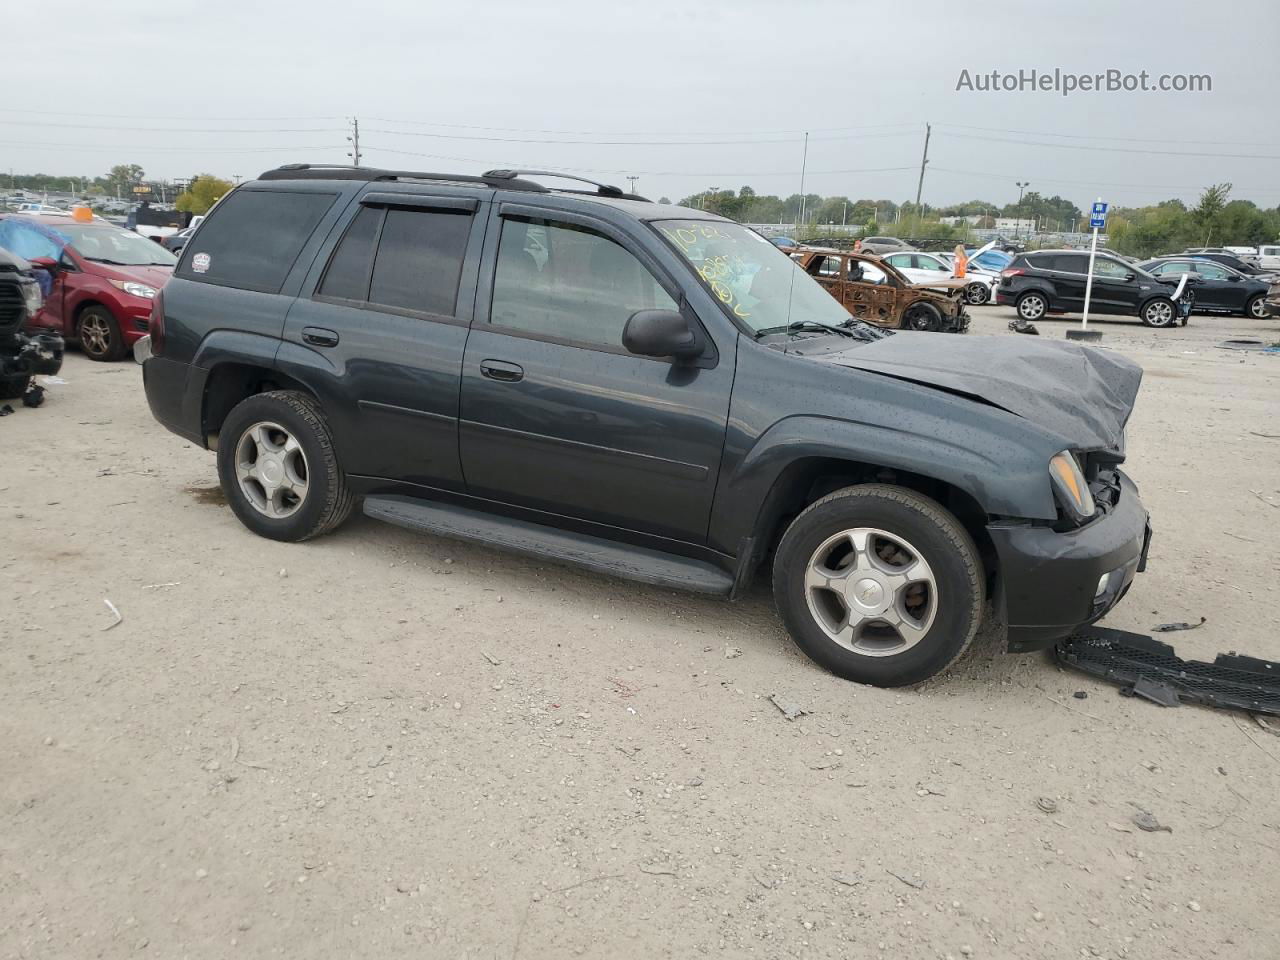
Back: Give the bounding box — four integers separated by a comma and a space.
191, 252, 211, 273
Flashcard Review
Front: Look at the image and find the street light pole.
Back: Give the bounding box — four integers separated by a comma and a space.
626, 176, 639, 195
1015, 181, 1030, 241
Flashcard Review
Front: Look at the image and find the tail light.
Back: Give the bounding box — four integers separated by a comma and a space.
1000, 268, 1025, 278
149, 288, 165, 357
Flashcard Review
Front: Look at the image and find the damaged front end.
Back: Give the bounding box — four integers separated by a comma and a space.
1, 246, 64, 400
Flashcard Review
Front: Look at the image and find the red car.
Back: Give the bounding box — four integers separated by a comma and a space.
0, 212, 176, 361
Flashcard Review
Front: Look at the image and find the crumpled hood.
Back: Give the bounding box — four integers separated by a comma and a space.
818, 332, 1142, 451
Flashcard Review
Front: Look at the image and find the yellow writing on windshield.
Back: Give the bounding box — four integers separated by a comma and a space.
660, 224, 752, 319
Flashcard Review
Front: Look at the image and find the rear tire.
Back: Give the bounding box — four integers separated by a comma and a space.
1246, 294, 1268, 320
1140, 297, 1176, 328
1015, 291, 1047, 322
77, 305, 126, 361
964, 281, 989, 305
216, 390, 355, 542
772, 484, 985, 687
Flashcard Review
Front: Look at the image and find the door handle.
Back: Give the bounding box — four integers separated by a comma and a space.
479, 360, 524, 383
302, 326, 339, 348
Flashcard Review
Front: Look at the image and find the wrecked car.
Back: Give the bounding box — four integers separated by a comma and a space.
0, 246, 64, 402
141, 164, 1149, 687
795, 247, 971, 332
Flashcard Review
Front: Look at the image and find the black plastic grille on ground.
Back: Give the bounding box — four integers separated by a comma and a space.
1056, 626, 1280, 716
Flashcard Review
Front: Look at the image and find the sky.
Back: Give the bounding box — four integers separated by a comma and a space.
2, 0, 1278, 213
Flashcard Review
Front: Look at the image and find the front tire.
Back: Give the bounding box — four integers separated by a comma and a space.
216, 390, 355, 542
1015, 291, 1047, 322
903, 301, 942, 331
964, 281, 989, 305
772, 484, 985, 687
77, 305, 126, 361
1140, 297, 1176, 328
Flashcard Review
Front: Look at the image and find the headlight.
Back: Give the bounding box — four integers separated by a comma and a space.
1049, 450, 1096, 521
110, 279, 157, 299
21, 279, 43, 313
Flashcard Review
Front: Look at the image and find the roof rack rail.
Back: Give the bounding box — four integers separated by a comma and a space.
256, 164, 548, 192
483, 169, 648, 201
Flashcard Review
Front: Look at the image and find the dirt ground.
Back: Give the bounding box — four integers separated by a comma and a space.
3, 305, 1279, 960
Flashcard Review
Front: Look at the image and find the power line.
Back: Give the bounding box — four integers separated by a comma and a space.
361, 144, 916, 178
929, 165, 1280, 196
364, 116, 920, 137
934, 121, 1280, 150
0, 139, 348, 154
0, 119, 343, 134
934, 130, 1280, 161
0, 108, 344, 122
362, 128, 918, 147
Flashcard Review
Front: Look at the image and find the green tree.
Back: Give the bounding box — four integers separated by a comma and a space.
106, 163, 145, 196
1191, 182, 1231, 246
176, 175, 234, 215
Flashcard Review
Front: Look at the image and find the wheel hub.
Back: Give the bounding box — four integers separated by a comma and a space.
847, 577, 888, 615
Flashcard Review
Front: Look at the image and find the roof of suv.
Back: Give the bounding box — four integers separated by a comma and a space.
254, 164, 727, 224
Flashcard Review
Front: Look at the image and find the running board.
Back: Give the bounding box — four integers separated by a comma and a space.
363, 495, 734, 595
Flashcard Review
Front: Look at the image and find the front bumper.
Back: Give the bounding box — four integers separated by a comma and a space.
988, 470, 1150, 653
117, 301, 151, 345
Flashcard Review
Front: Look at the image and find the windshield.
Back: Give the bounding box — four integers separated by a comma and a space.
55, 224, 177, 266
653, 219, 852, 335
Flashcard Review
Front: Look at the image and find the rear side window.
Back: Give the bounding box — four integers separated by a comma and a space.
317, 204, 472, 317
179, 189, 335, 293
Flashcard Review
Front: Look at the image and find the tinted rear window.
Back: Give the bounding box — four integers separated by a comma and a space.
179, 189, 336, 293
369, 208, 471, 315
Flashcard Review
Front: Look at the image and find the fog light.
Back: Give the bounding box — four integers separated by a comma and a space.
1094, 573, 1111, 600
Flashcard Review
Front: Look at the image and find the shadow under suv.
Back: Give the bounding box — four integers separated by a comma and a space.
997, 249, 1191, 327
139, 164, 1151, 687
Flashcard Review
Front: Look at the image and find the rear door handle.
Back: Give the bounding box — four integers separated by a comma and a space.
302, 326, 339, 348
479, 359, 524, 383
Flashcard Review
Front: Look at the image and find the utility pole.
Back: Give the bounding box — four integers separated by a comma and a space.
1015, 181, 1029, 239
626, 176, 639, 195
347, 117, 362, 167
914, 122, 931, 215
796, 132, 809, 228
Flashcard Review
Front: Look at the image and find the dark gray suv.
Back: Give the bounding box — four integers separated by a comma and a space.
140, 164, 1151, 686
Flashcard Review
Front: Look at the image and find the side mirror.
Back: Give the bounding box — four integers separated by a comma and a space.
1227, 274, 1240, 281
1124, 272, 1137, 281
622, 309, 701, 361
29, 256, 58, 270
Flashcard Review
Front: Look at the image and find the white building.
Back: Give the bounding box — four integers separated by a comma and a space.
993, 217, 1036, 233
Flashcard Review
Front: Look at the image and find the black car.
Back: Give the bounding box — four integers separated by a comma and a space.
0, 246, 64, 400
138, 163, 1151, 688
1179, 249, 1273, 280
996, 249, 1190, 327
1138, 257, 1272, 319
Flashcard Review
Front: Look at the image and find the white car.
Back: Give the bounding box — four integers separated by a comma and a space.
881, 251, 999, 305
1257, 244, 1280, 273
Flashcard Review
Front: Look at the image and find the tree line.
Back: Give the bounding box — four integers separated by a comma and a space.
5, 164, 232, 215
670, 182, 1280, 255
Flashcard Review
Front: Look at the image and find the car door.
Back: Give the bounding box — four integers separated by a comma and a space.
910, 253, 953, 284
842, 259, 900, 326
279, 192, 485, 490
458, 204, 734, 544
1087, 256, 1139, 313
1191, 261, 1241, 310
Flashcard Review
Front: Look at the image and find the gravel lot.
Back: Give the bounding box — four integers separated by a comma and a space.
3, 304, 1279, 959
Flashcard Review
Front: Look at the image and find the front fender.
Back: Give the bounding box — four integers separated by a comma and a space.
709, 413, 1056, 555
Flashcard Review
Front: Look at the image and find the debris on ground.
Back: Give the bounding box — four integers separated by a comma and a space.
1035, 796, 1059, 814
1056, 627, 1280, 716
1152, 616, 1206, 632
1072, 691, 1088, 699
1007, 318, 1039, 335
886, 868, 925, 890
832, 873, 861, 887
21, 383, 44, 407
1131, 809, 1172, 833
768, 693, 809, 721
724, 645, 743, 659
0, 404, 12, 417
101, 597, 123, 631
481, 651, 502, 666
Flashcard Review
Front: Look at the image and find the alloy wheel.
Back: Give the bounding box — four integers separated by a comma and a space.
234, 421, 310, 519
1144, 301, 1174, 326
81, 314, 112, 357
803, 527, 938, 657
1018, 295, 1045, 320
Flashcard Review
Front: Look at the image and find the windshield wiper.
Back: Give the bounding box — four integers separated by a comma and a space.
754, 319, 858, 340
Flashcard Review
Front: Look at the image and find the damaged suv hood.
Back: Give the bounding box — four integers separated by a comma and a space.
819, 332, 1142, 451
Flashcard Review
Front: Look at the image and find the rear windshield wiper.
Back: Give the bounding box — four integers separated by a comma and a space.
754, 319, 858, 340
